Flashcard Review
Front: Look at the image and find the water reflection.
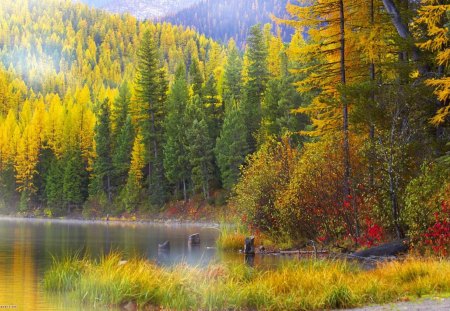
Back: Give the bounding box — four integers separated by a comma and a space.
0, 218, 220, 310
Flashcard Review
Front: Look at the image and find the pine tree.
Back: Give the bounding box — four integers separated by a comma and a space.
133, 29, 168, 206
63, 150, 87, 212
189, 58, 204, 97
202, 74, 222, 141
215, 102, 248, 190
242, 24, 269, 152
187, 118, 215, 200
163, 63, 191, 201
112, 82, 131, 140
223, 39, 243, 103
92, 99, 113, 202
112, 115, 134, 188
45, 157, 64, 208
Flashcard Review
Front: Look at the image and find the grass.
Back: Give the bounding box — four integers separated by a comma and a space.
216, 224, 278, 252
44, 253, 450, 310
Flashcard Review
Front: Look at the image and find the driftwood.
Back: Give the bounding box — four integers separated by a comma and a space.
351, 240, 409, 258
244, 236, 255, 255
188, 233, 200, 245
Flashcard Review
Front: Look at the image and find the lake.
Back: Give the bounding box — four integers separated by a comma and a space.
0, 217, 297, 310
0, 217, 222, 310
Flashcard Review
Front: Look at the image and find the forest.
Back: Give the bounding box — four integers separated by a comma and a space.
163, 0, 294, 47
0, 0, 449, 253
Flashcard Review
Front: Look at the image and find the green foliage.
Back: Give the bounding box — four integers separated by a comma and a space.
403, 163, 450, 244
215, 104, 248, 190
91, 99, 113, 200
187, 117, 215, 200
112, 116, 134, 188
45, 158, 64, 208
223, 40, 243, 103
133, 30, 168, 206
163, 64, 191, 199
63, 150, 87, 209
242, 24, 269, 152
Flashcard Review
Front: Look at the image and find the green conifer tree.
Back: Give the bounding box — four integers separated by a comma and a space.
215, 102, 248, 190
92, 99, 113, 202
163, 63, 191, 201
242, 24, 269, 152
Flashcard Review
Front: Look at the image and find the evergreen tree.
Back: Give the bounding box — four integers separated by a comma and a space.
112, 82, 131, 141
163, 63, 191, 201
242, 24, 269, 152
202, 74, 222, 141
215, 103, 248, 190
112, 115, 134, 188
189, 58, 204, 97
186, 106, 214, 199
223, 40, 243, 104
63, 150, 87, 212
45, 157, 64, 208
92, 99, 113, 202
133, 30, 168, 206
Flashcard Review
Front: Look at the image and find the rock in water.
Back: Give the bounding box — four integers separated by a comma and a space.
158, 240, 170, 251
244, 236, 255, 254
352, 240, 409, 258
188, 233, 200, 245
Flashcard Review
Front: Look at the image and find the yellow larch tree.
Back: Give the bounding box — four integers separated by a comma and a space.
416, 0, 450, 125
15, 122, 40, 195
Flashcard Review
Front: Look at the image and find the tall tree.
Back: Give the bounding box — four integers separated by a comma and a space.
416, 0, 450, 126
112, 116, 134, 188
189, 58, 204, 97
223, 39, 243, 103
133, 29, 168, 206
63, 149, 87, 212
92, 99, 113, 202
112, 82, 132, 141
215, 102, 248, 190
163, 64, 191, 201
242, 24, 269, 152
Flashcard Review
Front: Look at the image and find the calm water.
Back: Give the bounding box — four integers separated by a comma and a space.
0, 217, 295, 310
0, 217, 221, 310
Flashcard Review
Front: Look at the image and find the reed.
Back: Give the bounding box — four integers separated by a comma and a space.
44, 254, 450, 310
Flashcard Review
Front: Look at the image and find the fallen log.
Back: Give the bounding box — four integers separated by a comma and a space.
352, 240, 409, 258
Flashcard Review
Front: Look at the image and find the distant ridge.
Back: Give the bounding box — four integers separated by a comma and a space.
162, 0, 293, 46
76, 0, 201, 19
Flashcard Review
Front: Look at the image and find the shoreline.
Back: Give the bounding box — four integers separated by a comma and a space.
0, 214, 221, 228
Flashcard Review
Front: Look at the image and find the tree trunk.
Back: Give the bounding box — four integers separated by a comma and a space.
183, 179, 187, 202
339, 0, 351, 200
369, 0, 376, 189
381, 0, 427, 74
107, 173, 111, 204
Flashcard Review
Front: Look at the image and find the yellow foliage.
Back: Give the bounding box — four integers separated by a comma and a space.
416, 1, 450, 125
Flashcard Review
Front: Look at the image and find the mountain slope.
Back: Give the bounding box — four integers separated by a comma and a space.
76, 0, 200, 19
162, 0, 293, 46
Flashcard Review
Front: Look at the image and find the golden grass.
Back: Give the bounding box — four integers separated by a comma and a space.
44, 254, 450, 310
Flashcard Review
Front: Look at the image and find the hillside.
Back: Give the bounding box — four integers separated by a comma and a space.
76, 0, 200, 19
163, 0, 293, 46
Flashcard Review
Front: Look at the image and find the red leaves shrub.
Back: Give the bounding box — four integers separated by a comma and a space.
423, 200, 450, 257
357, 218, 384, 247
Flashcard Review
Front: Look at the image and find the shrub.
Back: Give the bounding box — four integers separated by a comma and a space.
232, 135, 369, 246
403, 162, 450, 255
